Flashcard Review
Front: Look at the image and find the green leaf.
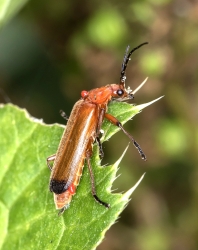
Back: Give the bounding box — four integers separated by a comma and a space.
0, 99, 161, 250
0, 0, 29, 28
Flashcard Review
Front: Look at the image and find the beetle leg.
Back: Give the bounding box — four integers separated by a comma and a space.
86, 142, 110, 208
105, 113, 146, 161
96, 107, 105, 159
59, 110, 69, 120
46, 154, 56, 171
96, 137, 104, 159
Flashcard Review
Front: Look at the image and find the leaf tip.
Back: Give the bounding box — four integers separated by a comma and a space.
136, 95, 164, 111
121, 172, 146, 201
114, 144, 129, 168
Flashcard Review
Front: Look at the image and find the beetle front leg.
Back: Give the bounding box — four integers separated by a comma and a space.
105, 113, 146, 160
46, 154, 56, 171
86, 140, 110, 208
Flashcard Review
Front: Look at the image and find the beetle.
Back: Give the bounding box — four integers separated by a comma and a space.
47, 42, 148, 215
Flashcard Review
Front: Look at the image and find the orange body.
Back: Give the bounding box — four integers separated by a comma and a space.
47, 43, 148, 215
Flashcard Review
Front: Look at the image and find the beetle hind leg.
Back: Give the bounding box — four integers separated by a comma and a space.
86, 140, 110, 209
86, 155, 110, 208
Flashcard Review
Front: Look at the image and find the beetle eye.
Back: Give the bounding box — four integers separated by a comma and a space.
117, 89, 124, 96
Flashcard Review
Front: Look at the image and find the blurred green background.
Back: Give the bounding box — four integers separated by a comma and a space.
0, 0, 198, 249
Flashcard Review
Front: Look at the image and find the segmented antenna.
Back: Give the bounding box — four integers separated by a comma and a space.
120, 42, 148, 86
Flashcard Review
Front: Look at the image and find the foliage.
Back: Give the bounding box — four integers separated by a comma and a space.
0, 99, 158, 249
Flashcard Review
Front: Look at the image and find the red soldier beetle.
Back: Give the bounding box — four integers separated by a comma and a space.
47, 42, 148, 215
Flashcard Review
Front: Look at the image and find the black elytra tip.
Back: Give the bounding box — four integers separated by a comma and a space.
50, 179, 68, 194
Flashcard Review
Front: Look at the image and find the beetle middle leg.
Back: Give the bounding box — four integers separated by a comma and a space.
86, 140, 110, 208
96, 137, 104, 159
95, 107, 106, 159
105, 113, 146, 160
47, 154, 56, 171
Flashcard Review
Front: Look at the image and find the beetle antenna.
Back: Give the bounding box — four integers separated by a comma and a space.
120, 42, 148, 86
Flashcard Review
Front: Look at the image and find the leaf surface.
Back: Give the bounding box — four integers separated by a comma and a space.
0, 100, 160, 249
